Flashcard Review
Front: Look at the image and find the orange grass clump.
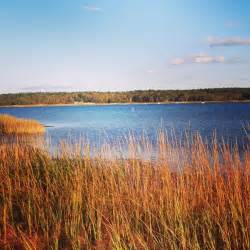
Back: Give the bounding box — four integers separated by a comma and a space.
0, 134, 249, 249
0, 114, 45, 135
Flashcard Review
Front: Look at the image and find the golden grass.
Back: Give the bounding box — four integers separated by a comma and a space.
0, 134, 249, 249
0, 114, 45, 135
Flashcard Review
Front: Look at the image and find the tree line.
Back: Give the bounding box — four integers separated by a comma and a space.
0, 88, 249, 106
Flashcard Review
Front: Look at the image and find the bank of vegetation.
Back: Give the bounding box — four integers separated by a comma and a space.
0, 131, 249, 249
0, 88, 249, 106
0, 115, 45, 135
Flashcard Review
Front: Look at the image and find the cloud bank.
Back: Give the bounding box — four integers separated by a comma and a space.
208, 37, 250, 47
170, 54, 225, 65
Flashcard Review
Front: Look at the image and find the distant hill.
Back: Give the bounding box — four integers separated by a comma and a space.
0, 88, 249, 106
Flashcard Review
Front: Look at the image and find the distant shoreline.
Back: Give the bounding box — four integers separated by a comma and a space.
0, 88, 249, 107
0, 100, 250, 108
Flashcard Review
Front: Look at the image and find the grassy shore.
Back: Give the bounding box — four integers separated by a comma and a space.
0, 115, 45, 135
0, 131, 249, 249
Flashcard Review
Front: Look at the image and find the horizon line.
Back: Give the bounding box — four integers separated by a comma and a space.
0, 86, 249, 95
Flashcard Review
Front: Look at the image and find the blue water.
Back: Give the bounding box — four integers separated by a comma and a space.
0, 103, 249, 148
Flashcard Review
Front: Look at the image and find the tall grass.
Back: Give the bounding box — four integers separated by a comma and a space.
0, 133, 249, 249
0, 114, 45, 135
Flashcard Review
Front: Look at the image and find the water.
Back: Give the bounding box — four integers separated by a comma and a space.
0, 103, 249, 150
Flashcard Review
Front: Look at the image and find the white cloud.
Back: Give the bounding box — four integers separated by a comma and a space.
207, 36, 250, 47
83, 5, 102, 12
170, 53, 225, 65
170, 58, 185, 65
193, 54, 225, 64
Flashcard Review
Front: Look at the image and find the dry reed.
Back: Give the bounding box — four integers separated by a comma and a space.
0, 115, 45, 135
0, 133, 249, 249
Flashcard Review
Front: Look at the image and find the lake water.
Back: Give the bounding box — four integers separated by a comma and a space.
0, 103, 249, 150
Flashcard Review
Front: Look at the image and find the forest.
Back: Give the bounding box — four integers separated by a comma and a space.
0, 88, 249, 106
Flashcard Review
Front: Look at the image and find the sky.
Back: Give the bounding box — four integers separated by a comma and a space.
0, 0, 250, 93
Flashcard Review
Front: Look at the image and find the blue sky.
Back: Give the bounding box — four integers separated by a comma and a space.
0, 0, 250, 93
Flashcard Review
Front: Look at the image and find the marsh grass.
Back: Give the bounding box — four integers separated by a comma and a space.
0, 133, 249, 249
0, 114, 45, 135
